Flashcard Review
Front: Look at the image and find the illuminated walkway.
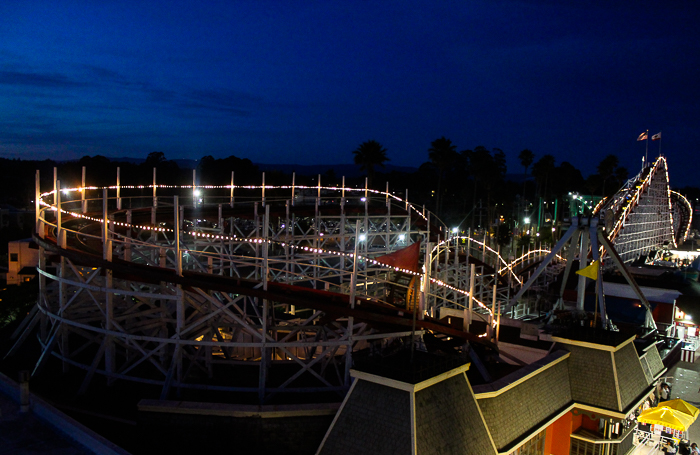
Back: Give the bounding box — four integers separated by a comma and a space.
630, 358, 700, 454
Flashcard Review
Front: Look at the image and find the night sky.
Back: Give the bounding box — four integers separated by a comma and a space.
2, 1, 699, 186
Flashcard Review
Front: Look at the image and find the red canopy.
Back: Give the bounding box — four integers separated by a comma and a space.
374, 241, 421, 274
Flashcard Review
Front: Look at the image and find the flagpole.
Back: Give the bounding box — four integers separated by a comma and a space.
645, 129, 649, 163
658, 130, 662, 156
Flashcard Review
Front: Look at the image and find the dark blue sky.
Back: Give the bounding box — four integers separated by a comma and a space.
2, 1, 699, 186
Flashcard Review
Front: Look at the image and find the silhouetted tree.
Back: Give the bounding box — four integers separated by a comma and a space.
518, 149, 534, 199
493, 148, 507, 177
428, 137, 459, 217
196, 155, 217, 183
195, 155, 259, 185
222, 155, 259, 185
584, 174, 604, 196
551, 162, 585, 198
597, 154, 618, 196
145, 151, 166, 165
594, 154, 629, 196
353, 140, 389, 189
532, 154, 556, 200
323, 168, 338, 186
467, 146, 506, 229
543, 161, 585, 229
76, 155, 115, 187
139, 152, 180, 184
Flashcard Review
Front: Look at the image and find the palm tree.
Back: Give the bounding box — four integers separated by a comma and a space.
597, 154, 619, 196
518, 149, 534, 197
532, 154, 556, 201
468, 146, 505, 230
428, 137, 458, 217
353, 140, 389, 188
530, 154, 556, 233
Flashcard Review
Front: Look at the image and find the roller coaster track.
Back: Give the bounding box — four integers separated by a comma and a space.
594, 156, 691, 263
12, 176, 519, 403
9, 156, 690, 403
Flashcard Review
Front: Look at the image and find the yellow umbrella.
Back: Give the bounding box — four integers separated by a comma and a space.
638, 406, 694, 432
662, 399, 700, 421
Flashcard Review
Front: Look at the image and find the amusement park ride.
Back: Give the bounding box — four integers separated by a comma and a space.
4, 155, 692, 406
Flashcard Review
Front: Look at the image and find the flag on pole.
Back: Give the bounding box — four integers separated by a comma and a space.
637, 132, 648, 141
575, 260, 599, 280
652, 132, 661, 141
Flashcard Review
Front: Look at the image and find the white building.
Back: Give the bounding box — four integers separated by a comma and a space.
7, 239, 39, 285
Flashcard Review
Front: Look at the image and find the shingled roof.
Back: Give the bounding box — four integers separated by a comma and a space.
318, 380, 413, 455
317, 328, 663, 455
640, 343, 666, 380
553, 332, 658, 414
317, 363, 497, 455
474, 350, 572, 452
565, 344, 620, 409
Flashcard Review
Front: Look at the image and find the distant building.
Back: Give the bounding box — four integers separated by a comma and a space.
7, 238, 39, 285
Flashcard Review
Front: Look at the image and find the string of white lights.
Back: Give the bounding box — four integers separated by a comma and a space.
670, 190, 693, 242
601, 157, 666, 242
40, 185, 503, 313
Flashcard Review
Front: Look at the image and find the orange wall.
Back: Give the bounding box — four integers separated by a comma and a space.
544, 412, 574, 455
571, 412, 582, 431
544, 410, 603, 455
581, 414, 600, 431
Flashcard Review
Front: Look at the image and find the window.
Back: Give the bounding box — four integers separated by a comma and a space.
10, 253, 18, 262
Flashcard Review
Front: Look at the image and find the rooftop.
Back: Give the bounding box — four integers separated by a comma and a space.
548, 325, 637, 348
352, 349, 469, 385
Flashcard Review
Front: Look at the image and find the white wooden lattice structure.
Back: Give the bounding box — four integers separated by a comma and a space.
10, 169, 506, 404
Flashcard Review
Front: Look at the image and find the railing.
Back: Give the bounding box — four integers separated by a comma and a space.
570, 423, 638, 455
613, 424, 636, 455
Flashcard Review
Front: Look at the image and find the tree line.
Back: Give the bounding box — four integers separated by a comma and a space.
1, 144, 697, 248
353, 138, 698, 245
356, 138, 626, 205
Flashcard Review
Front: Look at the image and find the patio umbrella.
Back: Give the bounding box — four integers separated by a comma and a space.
662, 399, 700, 421
638, 406, 694, 432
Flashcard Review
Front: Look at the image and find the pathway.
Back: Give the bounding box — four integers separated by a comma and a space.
631, 358, 700, 454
